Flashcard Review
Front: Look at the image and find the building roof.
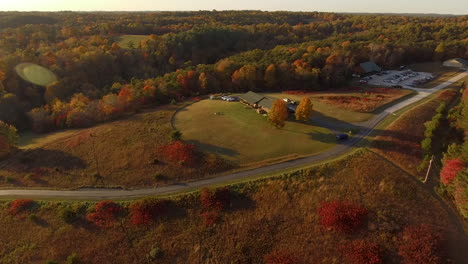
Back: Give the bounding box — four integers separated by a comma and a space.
359, 61, 382, 73
258, 97, 275, 110
444, 58, 468, 66
239, 91, 265, 105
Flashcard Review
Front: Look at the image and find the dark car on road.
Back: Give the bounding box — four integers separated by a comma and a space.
336, 133, 349, 141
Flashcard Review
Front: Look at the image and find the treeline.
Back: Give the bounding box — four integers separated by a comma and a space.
0, 11, 467, 130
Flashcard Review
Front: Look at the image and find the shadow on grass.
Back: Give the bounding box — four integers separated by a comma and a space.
186, 140, 240, 158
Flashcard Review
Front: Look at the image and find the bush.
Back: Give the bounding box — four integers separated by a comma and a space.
66, 253, 81, 264
399, 224, 444, 264
60, 207, 80, 224
158, 140, 197, 166
147, 247, 163, 260
8, 199, 36, 217
130, 199, 169, 226
169, 129, 182, 141
200, 187, 231, 211
86, 201, 122, 228
341, 240, 383, 264
200, 210, 220, 227
318, 200, 368, 234
264, 250, 299, 264
440, 159, 464, 185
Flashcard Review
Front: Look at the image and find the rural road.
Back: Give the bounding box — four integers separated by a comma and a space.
0, 71, 466, 199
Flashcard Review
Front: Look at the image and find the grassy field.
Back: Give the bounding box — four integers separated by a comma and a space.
265, 88, 413, 123
174, 100, 336, 165
370, 81, 464, 178
0, 150, 465, 263
113, 35, 150, 49
0, 105, 232, 189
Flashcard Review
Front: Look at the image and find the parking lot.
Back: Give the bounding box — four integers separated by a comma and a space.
365, 70, 434, 88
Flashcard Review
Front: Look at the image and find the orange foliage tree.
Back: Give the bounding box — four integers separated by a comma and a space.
295, 97, 313, 121
268, 99, 289, 128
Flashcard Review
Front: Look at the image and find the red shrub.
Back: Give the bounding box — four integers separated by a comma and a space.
8, 199, 35, 217
200, 210, 220, 227
86, 201, 122, 228
200, 187, 231, 211
341, 240, 383, 264
318, 200, 368, 234
129, 199, 169, 226
264, 250, 299, 264
440, 159, 464, 185
159, 140, 197, 166
399, 224, 444, 264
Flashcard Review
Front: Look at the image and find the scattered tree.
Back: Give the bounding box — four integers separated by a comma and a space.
264, 250, 299, 264
440, 159, 464, 185
399, 224, 444, 264
341, 240, 383, 264
268, 99, 289, 128
295, 97, 313, 121
318, 200, 368, 233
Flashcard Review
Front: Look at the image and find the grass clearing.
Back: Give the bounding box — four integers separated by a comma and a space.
0, 150, 465, 263
0, 105, 232, 189
19, 130, 80, 149
265, 87, 413, 123
113, 34, 150, 49
174, 100, 336, 165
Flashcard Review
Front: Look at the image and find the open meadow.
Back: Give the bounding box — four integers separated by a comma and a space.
174, 99, 336, 165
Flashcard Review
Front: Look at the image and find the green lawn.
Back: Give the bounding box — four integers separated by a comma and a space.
114, 35, 150, 49
174, 100, 336, 164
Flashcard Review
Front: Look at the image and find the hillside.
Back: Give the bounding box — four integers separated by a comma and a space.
0, 104, 232, 189
0, 150, 466, 263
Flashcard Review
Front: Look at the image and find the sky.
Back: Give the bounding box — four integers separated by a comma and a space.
1, 0, 467, 15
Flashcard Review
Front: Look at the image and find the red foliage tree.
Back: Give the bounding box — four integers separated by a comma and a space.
129, 199, 169, 226
86, 201, 122, 228
341, 240, 383, 264
159, 140, 197, 166
8, 199, 35, 217
200, 187, 231, 211
440, 159, 464, 185
264, 250, 299, 264
318, 200, 368, 234
399, 224, 444, 264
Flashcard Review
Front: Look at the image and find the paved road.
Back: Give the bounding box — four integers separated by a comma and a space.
0, 71, 466, 200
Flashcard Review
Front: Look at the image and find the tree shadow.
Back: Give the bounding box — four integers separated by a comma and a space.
6, 149, 87, 172
186, 140, 240, 158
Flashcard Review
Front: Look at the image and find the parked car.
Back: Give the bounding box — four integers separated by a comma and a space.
359, 80, 368, 84
391, 85, 402, 88
336, 133, 349, 141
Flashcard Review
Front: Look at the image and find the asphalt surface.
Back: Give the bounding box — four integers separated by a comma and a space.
0, 71, 466, 200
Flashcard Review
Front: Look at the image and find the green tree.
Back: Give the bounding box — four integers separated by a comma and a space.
268, 99, 289, 128
295, 97, 313, 121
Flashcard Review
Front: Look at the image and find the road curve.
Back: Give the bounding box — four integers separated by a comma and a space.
1, 71, 466, 200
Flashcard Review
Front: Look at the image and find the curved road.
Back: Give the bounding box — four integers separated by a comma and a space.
0, 71, 466, 199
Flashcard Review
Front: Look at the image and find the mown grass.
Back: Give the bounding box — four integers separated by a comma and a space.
174, 100, 336, 164
0, 150, 465, 263
0, 105, 232, 189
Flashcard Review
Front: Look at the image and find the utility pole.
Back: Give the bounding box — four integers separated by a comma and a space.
423, 155, 434, 183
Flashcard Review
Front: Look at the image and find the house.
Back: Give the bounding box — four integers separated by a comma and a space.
357, 61, 382, 74
238, 91, 276, 113
443, 58, 468, 69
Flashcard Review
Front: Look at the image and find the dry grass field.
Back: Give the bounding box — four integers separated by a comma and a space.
0, 105, 232, 189
0, 150, 465, 263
